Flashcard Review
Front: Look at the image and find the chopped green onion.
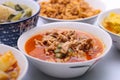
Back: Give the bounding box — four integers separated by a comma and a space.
55, 53, 66, 59
24, 8, 32, 17
54, 49, 60, 53
57, 43, 62, 49
8, 14, 15, 21
68, 48, 73, 53
11, 12, 22, 21
15, 4, 23, 11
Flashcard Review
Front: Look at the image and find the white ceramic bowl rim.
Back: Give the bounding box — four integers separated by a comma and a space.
0, 44, 28, 80
40, 14, 98, 22
18, 22, 112, 65
97, 8, 120, 37
0, 0, 40, 25
38, 0, 106, 22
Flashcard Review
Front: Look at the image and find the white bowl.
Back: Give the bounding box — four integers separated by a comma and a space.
18, 22, 112, 78
38, 0, 106, 24
97, 8, 120, 50
0, 44, 28, 80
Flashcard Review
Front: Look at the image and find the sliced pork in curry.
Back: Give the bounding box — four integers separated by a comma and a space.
25, 29, 104, 63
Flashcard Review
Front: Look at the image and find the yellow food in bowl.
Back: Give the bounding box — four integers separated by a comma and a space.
103, 12, 120, 35
0, 51, 20, 80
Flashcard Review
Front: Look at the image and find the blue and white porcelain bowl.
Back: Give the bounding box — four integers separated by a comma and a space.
0, 0, 40, 47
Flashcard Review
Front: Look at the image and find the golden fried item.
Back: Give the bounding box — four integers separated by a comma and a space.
40, 0, 101, 20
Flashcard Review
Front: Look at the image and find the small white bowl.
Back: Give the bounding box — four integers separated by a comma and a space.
97, 8, 120, 50
38, 0, 106, 24
18, 22, 112, 78
0, 44, 28, 80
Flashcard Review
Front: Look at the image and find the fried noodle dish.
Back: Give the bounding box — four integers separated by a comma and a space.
40, 0, 101, 20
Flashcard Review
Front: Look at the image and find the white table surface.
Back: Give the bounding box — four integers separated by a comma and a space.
23, 0, 120, 80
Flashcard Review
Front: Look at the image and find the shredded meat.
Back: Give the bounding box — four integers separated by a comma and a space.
34, 29, 94, 62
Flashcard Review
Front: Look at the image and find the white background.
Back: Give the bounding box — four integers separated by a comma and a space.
102, 0, 120, 10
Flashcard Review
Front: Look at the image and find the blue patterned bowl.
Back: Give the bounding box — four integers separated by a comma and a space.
0, 0, 40, 47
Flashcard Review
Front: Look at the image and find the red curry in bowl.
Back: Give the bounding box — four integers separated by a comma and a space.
25, 29, 104, 63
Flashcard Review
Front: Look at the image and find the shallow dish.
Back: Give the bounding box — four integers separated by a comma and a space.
38, 0, 106, 24
18, 22, 112, 78
0, 0, 40, 47
0, 44, 28, 80
97, 8, 120, 50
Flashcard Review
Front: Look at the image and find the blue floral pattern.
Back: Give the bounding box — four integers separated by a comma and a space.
0, 15, 39, 47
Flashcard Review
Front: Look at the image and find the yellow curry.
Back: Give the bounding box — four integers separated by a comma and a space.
103, 12, 120, 35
